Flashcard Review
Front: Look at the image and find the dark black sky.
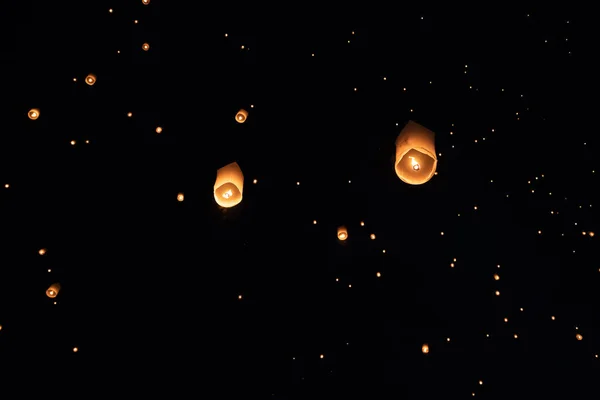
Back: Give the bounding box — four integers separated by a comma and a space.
1, 2, 597, 398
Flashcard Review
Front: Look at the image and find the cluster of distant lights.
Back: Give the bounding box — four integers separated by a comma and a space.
9, 11, 596, 392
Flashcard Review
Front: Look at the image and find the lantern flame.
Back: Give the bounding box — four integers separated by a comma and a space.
223, 189, 233, 199
409, 156, 420, 171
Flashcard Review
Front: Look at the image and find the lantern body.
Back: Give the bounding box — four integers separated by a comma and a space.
422, 343, 429, 354
337, 226, 348, 241
46, 283, 61, 298
214, 162, 244, 208
28, 108, 40, 120
85, 74, 97, 85
395, 120, 437, 185
142, 43, 150, 51
235, 109, 248, 123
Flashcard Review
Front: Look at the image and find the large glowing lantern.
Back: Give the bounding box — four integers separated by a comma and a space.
46, 283, 61, 298
337, 226, 348, 241
85, 74, 97, 86
395, 120, 437, 185
214, 162, 244, 208
28, 108, 40, 120
235, 109, 248, 123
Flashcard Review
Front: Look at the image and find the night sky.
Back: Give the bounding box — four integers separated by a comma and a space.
2, 2, 598, 397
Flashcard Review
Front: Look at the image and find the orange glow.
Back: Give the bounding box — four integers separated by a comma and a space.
235, 109, 248, 123
214, 162, 244, 208
46, 283, 61, 298
28, 108, 40, 120
337, 226, 348, 241
85, 74, 97, 85
395, 120, 437, 185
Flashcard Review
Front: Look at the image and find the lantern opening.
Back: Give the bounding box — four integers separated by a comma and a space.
396, 148, 436, 184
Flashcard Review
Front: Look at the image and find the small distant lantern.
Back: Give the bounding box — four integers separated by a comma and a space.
214, 162, 244, 208
576, 333, 583, 341
142, 0, 150, 4
395, 120, 438, 185
235, 109, 248, 123
142, 43, 150, 51
156, 126, 163, 134
589, 232, 595, 237
46, 283, 61, 298
337, 226, 348, 241
177, 192, 184, 202
38, 248, 47, 255
85, 74, 97, 86
28, 108, 40, 120
422, 343, 429, 354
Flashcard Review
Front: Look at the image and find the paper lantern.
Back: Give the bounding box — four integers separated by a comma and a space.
46, 283, 61, 298
28, 108, 40, 120
337, 226, 348, 241
85, 74, 97, 86
421, 343, 429, 354
395, 120, 437, 185
142, 43, 150, 51
214, 162, 244, 208
235, 109, 248, 123
142, 0, 150, 4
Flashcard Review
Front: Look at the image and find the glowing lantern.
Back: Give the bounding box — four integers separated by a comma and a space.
28, 108, 40, 120
214, 162, 244, 208
337, 226, 348, 241
85, 74, 97, 86
395, 120, 437, 185
422, 344, 429, 354
576, 333, 583, 341
142, 43, 150, 51
177, 193, 184, 202
235, 109, 248, 123
46, 283, 61, 298
142, 0, 150, 4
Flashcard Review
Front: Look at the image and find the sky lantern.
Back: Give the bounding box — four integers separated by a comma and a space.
142, 43, 150, 51
85, 74, 97, 85
235, 109, 248, 123
337, 226, 348, 241
395, 120, 437, 185
214, 162, 244, 208
46, 283, 61, 298
422, 343, 430, 354
142, 0, 150, 4
28, 108, 40, 120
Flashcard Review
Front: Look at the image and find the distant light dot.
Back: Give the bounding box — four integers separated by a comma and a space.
127, 112, 133, 117
551, 316, 556, 320
109, 8, 113, 13
39, 248, 46, 255
70, 140, 76, 145
576, 334, 583, 341
73, 347, 78, 352
4, 184, 9, 188
370, 234, 376, 240
495, 290, 500, 296
494, 274, 500, 280
142, 43, 150, 51
142, 0, 150, 4
360, 221, 365, 226
376, 272, 381, 277
313, 220, 317, 225
320, 354, 324, 359
155, 126, 162, 134
177, 193, 184, 202
238, 294, 242, 300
